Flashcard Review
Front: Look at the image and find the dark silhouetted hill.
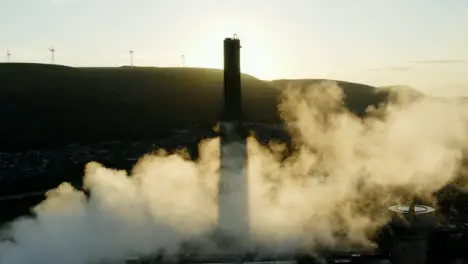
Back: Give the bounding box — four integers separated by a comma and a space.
0, 63, 391, 150
0, 63, 280, 150
271, 79, 395, 116
376, 85, 425, 105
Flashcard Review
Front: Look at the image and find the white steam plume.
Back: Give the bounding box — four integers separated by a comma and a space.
0, 139, 220, 264
2, 81, 468, 263
249, 81, 468, 251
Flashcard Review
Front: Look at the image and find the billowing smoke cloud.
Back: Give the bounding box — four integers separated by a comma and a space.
2, 81, 468, 263
249, 81, 468, 250
0, 139, 221, 264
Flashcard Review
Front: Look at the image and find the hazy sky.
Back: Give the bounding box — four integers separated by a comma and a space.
1, 0, 467, 96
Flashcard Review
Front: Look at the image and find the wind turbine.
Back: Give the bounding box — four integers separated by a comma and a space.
129, 50, 134, 66
181, 54, 185, 67
6, 49, 11, 62
49, 47, 55, 64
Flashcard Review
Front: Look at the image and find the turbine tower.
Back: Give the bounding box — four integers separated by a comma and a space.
49, 47, 55, 64
181, 54, 185, 67
129, 50, 134, 66
6, 49, 11, 62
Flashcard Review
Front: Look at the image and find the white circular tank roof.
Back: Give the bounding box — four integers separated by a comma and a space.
388, 205, 435, 214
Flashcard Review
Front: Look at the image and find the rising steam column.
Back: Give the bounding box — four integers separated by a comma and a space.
217, 35, 250, 245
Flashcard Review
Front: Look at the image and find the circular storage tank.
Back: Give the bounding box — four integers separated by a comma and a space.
387, 204, 436, 264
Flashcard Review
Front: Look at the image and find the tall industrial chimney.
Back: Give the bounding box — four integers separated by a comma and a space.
223, 35, 242, 123
217, 35, 250, 246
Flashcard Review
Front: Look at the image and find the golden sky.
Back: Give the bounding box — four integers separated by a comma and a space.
1, 0, 467, 96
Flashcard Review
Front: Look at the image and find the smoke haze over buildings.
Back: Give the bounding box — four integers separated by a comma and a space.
1, 81, 468, 263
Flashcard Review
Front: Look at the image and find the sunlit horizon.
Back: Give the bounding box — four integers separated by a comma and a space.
1, 0, 467, 96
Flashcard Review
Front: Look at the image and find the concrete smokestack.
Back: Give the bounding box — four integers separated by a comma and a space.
223, 35, 242, 123
217, 35, 249, 245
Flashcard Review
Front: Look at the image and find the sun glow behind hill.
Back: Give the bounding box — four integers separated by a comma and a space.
185, 20, 281, 80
